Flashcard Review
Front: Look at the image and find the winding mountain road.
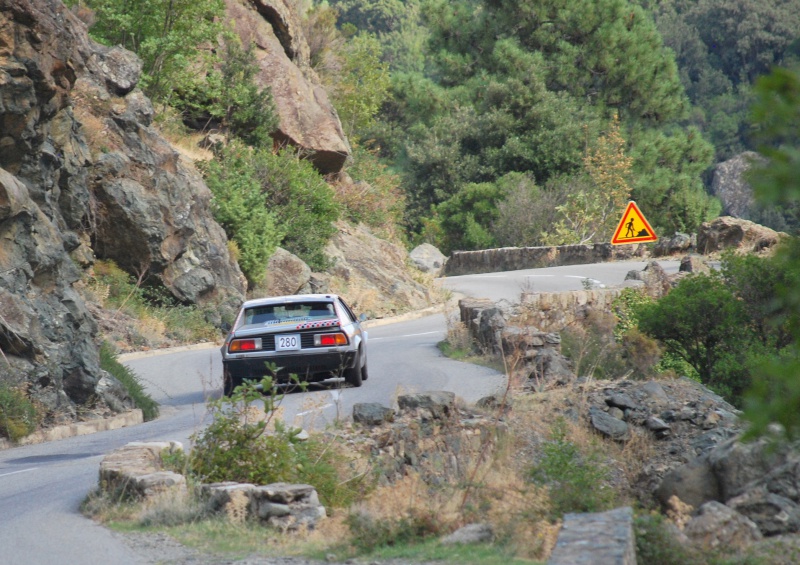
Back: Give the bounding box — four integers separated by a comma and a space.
0, 259, 678, 564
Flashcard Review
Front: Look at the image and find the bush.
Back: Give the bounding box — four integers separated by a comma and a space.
636, 273, 758, 404
189, 378, 369, 507
99, 342, 159, 421
346, 510, 441, 553
634, 512, 706, 565
249, 147, 340, 270
529, 419, 617, 519
200, 142, 283, 286
0, 383, 38, 442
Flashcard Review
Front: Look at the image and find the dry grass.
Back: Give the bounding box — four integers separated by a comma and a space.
153, 108, 214, 163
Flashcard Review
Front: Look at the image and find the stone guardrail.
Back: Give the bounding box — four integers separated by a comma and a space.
444, 243, 648, 276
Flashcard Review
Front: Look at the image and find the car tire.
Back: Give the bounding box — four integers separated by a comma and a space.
223, 367, 241, 397
344, 348, 364, 387
361, 355, 369, 381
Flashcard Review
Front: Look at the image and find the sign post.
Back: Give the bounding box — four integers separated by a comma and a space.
611, 201, 658, 245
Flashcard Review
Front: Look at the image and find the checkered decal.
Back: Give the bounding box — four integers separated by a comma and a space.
295, 319, 340, 330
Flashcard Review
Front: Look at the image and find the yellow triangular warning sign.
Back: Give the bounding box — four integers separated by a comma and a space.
611, 201, 658, 245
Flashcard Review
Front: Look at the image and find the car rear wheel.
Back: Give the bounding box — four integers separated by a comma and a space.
223, 368, 241, 397
344, 348, 364, 387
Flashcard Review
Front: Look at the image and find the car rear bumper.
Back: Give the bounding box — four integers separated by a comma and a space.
223, 351, 357, 383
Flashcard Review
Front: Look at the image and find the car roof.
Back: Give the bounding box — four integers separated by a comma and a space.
240, 294, 341, 309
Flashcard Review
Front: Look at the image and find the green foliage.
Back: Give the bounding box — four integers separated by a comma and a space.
628, 125, 719, 235
99, 342, 159, 421
634, 511, 706, 565
331, 33, 392, 140
175, 36, 279, 145
345, 510, 441, 553
492, 173, 563, 247
249, 147, 340, 270
741, 67, 800, 438
338, 144, 405, 236
90, 260, 220, 344
0, 383, 38, 442
636, 272, 758, 403
201, 141, 338, 276
190, 377, 298, 485
529, 420, 617, 518
189, 378, 369, 507
199, 142, 283, 285
69, 0, 224, 102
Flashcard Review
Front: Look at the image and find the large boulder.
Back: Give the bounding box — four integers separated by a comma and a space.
696, 216, 785, 255
250, 247, 311, 297
710, 152, 765, 218
224, 0, 350, 174
409, 243, 446, 276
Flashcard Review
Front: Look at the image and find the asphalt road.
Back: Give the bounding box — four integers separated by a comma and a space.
0, 259, 679, 564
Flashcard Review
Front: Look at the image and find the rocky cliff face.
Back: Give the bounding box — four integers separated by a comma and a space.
0, 0, 249, 420
0, 0, 367, 424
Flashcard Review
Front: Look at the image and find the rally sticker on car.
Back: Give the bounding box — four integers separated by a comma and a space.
295, 319, 339, 329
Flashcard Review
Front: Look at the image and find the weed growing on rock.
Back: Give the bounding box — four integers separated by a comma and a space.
99, 342, 159, 421
0, 383, 38, 442
529, 418, 618, 518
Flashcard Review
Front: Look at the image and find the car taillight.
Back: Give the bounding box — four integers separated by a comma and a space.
314, 333, 348, 346
229, 338, 262, 352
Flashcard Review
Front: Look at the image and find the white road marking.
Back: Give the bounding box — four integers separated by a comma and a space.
296, 403, 333, 416
370, 331, 440, 342
0, 467, 39, 479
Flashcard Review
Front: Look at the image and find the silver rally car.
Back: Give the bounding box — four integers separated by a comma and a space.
221, 294, 368, 395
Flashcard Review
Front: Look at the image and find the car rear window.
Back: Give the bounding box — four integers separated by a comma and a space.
243, 302, 336, 326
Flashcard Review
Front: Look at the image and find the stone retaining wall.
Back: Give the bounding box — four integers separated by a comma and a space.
519, 288, 623, 332
445, 243, 647, 276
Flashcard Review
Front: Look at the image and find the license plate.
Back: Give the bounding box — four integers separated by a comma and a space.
276, 334, 301, 351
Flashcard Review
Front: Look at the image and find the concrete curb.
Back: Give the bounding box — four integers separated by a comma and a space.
0, 409, 144, 451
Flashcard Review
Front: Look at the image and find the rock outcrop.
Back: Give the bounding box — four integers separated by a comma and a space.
711, 152, 764, 219
224, 0, 350, 174
696, 216, 785, 255
312, 222, 435, 318
0, 0, 245, 420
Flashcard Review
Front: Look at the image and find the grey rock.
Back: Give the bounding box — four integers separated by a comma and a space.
710, 152, 764, 218
679, 254, 710, 274
656, 453, 721, 510
353, 403, 395, 426
697, 216, 784, 255
440, 523, 493, 545
398, 392, 457, 421
728, 488, 800, 536
589, 407, 630, 441
409, 243, 446, 276
252, 247, 312, 297
548, 507, 636, 565
606, 392, 638, 411
684, 501, 762, 551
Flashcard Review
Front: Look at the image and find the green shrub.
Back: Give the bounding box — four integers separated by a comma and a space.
249, 147, 340, 270
529, 419, 617, 519
99, 342, 159, 421
634, 511, 706, 565
636, 273, 758, 404
0, 383, 38, 442
189, 378, 369, 507
346, 510, 441, 553
200, 142, 283, 286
